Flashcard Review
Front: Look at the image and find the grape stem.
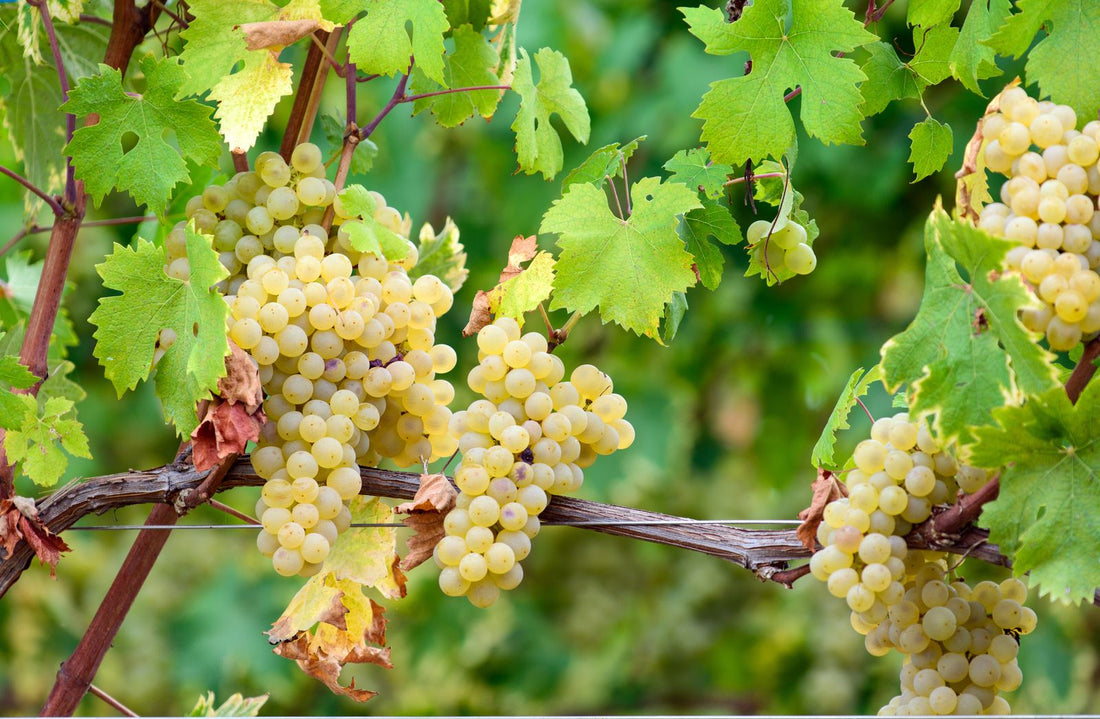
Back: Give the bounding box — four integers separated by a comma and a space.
0, 164, 64, 216
723, 170, 786, 187
548, 310, 582, 351
1, 215, 158, 258
87, 684, 138, 718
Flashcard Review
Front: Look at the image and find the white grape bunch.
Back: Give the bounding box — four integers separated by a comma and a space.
433, 316, 634, 607
977, 86, 1100, 351
746, 217, 817, 277
808, 411, 1032, 715
170, 143, 459, 577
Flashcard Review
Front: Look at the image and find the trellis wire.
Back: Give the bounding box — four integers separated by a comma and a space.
65, 518, 804, 531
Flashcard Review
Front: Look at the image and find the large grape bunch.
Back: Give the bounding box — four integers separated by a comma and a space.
809, 412, 1033, 715
167, 143, 460, 577
432, 317, 635, 607
977, 86, 1100, 350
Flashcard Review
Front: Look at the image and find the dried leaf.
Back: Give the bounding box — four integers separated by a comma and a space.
191, 401, 266, 471
240, 19, 321, 51
796, 469, 847, 552
395, 472, 456, 514
219, 341, 263, 412
498, 235, 538, 283
272, 634, 388, 702
399, 512, 446, 570
0, 496, 69, 574
462, 289, 493, 337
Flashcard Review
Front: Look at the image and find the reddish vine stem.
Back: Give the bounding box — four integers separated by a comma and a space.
1065, 336, 1100, 403
0, 165, 64, 215
279, 29, 331, 161
1, 215, 157, 259
40, 453, 235, 717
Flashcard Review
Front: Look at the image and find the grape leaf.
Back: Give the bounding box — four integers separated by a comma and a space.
62, 56, 222, 216
949, 0, 1010, 94
908, 0, 961, 27
442, 0, 492, 30
318, 0, 361, 24
488, 251, 556, 321
0, 353, 35, 390
969, 380, 1100, 605
0, 17, 108, 214
188, 692, 269, 717
15, 0, 83, 65
89, 226, 229, 436
208, 49, 294, 153
678, 199, 742, 291
308, 496, 405, 599
0, 347, 35, 432
859, 24, 958, 117
680, 0, 875, 165
561, 136, 645, 190
909, 117, 953, 181
4, 395, 90, 487
880, 206, 1060, 446
986, 0, 1100, 121
659, 291, 688, 345
411, 218, 468, 292
511, 47, 591, 180
663, 148, 733, 199
337, 186, 409, 261
541, 177, 701, 337
0, 251, 78, 353
410, 24, 503, 128
811, 365, 883, 470
346, 0, 449, 84
320, 113, 377, 175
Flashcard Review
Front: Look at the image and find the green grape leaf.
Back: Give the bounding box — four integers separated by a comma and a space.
561, 136, 645, 190
442, 0, 492, 30
678, 199, 742, 291
347, 0, 449, 84
541, 177, 701, 337
62, 56, 222, 216
880, 207, 1060, 447
320, 113, 377, 175
909, 117, 953, 181
411, 218, 468, 292
410, 24, 503, 127
659, 291, 689, 345
811, 365, 883, 470
0, 353, 35, 390
969, 380, 1100, 605
511, 47, 591, 180
663, 148, 734, 199
749, 160, 795, 229
949, 0, 1010, 94
188, 692, 269, 717
318, 0, 362, 24
4, 395, 90, 487
0, 18, 109, 214
89, 227, 229, 436
909, 23, 959, 87
1, 251, 78, 353
488, 251, 556, 321
859, 24, 958, 117
338, 186, 409, 260
680, 0, 875, 165
908, 0, 961, 27
986, 0, 1100, 121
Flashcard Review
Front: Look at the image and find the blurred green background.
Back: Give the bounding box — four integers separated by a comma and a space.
2, 0, 1099, 715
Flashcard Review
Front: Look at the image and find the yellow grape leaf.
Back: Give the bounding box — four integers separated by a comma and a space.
318, 496, 406, 599
208, 50, 293, 153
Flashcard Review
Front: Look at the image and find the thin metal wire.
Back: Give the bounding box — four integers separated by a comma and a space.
65, 518, 803, 531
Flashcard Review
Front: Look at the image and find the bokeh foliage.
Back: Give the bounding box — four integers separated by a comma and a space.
2, 0, 1099, 715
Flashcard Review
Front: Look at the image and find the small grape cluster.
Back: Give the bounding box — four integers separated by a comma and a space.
977, 86, 1100, 350
809, 412, 1033, 715
171, 143, 460, 577
747, 218, 817, 276
432, 317, 634, 607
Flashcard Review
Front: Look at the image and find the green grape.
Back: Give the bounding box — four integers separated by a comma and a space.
785, 242, 817, 274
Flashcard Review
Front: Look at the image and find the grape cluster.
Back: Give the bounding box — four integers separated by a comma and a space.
171, 143, 460, 577
809, 412, 1033, 714
432, 317, 634, 607
747, 218, 817, 276
977, 86, 1100, 350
